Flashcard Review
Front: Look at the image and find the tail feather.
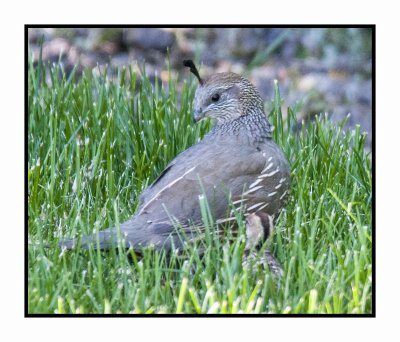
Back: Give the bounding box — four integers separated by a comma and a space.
58, 217, 192, 252
59, 228, 127, 250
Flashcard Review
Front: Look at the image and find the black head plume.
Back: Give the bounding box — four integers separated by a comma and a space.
183, 60, 203, 85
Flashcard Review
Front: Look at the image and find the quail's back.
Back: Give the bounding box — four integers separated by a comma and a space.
59, 64, 290, 252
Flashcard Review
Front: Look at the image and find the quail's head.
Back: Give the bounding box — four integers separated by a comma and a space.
245, 212, 274, 249
184, 60, 264, 124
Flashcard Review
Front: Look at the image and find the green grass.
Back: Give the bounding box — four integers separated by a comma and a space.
27, 57, 372, 314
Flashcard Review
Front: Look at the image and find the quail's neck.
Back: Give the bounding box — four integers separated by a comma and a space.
209, 110, 272, 143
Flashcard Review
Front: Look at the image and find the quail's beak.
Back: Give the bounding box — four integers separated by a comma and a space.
193, 108, 204, 122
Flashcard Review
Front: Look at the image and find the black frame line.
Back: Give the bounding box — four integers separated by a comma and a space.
25, 24, 375, 317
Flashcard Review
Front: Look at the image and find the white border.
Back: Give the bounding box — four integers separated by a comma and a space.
2, 0, 398, 340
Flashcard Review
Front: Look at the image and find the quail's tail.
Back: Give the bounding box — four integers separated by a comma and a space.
58, 227, 127, 250
58, 216, 178, 251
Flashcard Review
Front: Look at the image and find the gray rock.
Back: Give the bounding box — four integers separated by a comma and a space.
123, 28, 176, 51
233, 28, 283, 58
345, 80, 371, 106
35, 37, 71, 63
110, 53, 131, 69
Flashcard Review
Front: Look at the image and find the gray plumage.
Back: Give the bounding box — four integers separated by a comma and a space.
59, 64, 290, 254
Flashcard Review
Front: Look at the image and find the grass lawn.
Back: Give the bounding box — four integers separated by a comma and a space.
27, 58, 373, 314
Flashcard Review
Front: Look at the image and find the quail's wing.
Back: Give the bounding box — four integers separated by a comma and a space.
135, 139, 272, 225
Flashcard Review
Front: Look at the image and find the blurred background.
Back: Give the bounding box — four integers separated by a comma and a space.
28, 27, 373, 147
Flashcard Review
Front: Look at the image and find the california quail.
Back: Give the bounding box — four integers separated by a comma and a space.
60, 61, 290, 270
244, 212, 283, 277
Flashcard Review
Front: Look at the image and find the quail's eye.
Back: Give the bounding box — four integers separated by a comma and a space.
211, 94, 220, 102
